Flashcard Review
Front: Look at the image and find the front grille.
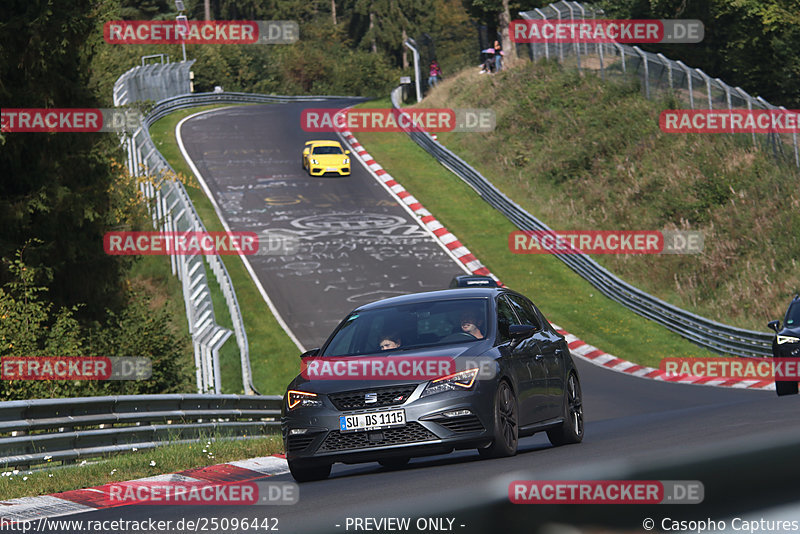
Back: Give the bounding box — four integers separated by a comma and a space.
328, 385, 418, 411
287, 434, 316, 453
435, 415, 485, 434
318, 422, 437, 452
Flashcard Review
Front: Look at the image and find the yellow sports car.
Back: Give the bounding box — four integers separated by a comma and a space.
302, 140, 351, 176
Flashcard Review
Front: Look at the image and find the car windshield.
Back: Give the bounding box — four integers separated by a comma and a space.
786, 302, 800, 327
313, 146, 343, 155
321, 298, 489, 357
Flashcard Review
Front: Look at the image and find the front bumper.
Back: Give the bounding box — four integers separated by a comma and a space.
775, 342, 800, 359
309, 165, 350, 176
282, 383, 495, 464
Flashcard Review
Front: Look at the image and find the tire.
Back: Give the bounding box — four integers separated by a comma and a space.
776, 380, 799, 396
478, 380, 518, 458
547, 372, 584, 446
378, 457, 409, 469
288, 460, 331, 482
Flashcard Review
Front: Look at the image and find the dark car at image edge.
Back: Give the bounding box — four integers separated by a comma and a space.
769, 294, 800, 396
281, 287, 584, 482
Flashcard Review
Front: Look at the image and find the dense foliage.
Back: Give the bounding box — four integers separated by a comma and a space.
0, 0, 193, 400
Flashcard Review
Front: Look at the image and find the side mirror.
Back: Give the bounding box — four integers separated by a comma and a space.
767, 320, 781, 333
302, 148, 309, 156
344, 150, 351, 155
509, 324, 536, 339
300, 348, 319, 358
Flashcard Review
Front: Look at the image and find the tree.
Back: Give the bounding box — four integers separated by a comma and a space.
0, 0, 128, 319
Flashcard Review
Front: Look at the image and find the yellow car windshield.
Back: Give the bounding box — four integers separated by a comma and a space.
312, 146, 343, 155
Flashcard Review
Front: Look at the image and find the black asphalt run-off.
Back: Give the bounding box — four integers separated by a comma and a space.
178, 101, 461, 349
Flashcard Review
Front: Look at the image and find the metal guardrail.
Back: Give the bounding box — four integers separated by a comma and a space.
390, 87, 773, 357
116, 65, 245, 395
0, 394, 282, 469
519, 1, 800, 170
147, 91, 361, 122
113, 60, 195, 107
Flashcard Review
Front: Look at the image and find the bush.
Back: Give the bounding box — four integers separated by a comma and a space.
0, 248, 193, 401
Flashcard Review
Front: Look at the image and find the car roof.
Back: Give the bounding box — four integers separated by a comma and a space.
449, 274, 500, 288
354, 288, 505, 312
306, 140, 342, 147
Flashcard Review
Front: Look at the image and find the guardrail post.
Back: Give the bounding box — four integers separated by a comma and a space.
576, 2, 588, 56
556, 6, 564, 63
657, 53, 673, 90
718, 78, 734, 133
733, 87, 757, 147
565, 2, 581, 71
676, 61, 694, 109
534, 9, 550, 61
613, 43, 626, 73
633, 46, 650, 99
403, 39, 422, 103
694, 68, 713, 109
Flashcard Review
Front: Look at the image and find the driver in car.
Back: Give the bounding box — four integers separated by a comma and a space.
460, 313, 484, 339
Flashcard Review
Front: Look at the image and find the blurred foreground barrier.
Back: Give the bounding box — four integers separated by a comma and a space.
0, 394, 281, 469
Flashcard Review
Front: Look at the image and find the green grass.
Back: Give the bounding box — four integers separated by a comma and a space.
353, 99, 715, 368
0, 434, 282, 500
419, 61, 799, 331
149, 105, 301, 395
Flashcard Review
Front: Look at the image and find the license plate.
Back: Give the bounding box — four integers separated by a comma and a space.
326, 167, 337, 171
339, 409, 406, 433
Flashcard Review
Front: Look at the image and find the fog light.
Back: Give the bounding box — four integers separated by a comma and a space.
289, 428, 308, 435
442, 409, 472, 418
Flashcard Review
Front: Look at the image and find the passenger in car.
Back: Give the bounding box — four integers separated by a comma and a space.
379, 333, 402, 351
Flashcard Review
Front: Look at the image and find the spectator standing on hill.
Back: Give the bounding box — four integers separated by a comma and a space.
428, 60, 442, 88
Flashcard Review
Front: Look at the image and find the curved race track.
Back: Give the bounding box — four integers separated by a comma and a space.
175, 101, 463, 349
63, 103, 800, 533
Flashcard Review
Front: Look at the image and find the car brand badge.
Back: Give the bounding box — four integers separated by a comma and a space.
364, 392, 377, 404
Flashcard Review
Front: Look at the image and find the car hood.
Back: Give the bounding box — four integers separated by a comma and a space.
287, 341, 491, 395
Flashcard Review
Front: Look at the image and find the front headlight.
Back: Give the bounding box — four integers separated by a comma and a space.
311, 158, 319, 165
420, 368, 479, 398
343, 158, 349, 164
287, 390, 323, 410
778, 335, 800, 345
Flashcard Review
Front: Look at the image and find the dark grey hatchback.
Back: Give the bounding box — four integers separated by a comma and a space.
281, 287, 584, 482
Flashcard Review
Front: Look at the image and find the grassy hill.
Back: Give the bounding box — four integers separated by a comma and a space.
420, 60, 800, 331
